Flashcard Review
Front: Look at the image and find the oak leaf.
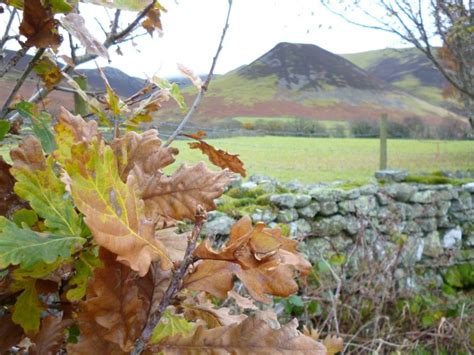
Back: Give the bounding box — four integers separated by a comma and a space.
0, 315, 24, 353
185, 216, 311, 302
80, 0, 156, 11
61, 138, 172, 274
141, 162, 232, 222
185, 131, 246, 177
0, 157, 26, 218
227, 290, 258, 310
19, 0, 62, 48
30, 315, 68, 355
33, 55, 62, 89
12, 280, 45, 334
150, 310, 195, 344
16, 102, 56, 153
142, 6, 164, 36
323, 335, 344, 355
177, 63, 203, 89
154, 313, 326, 354
183, 301, 247, 329
69, 249, 170, 353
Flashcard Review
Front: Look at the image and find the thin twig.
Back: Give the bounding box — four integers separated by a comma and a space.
0, 46, 30, 78
164, 0, 233, 147
132, 206, 207, 355
0, 48, 45, 119
0, 7, 17, 50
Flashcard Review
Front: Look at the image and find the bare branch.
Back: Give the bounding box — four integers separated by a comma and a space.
0, 48, 45, 119
164, 0, 233, 147
0, 46, 30, 78
0, 7, 17, 50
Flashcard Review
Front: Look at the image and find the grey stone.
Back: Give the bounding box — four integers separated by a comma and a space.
249, 175, 273, 184
465, 234, 474, 247
277, 208, 299, 223
436, 189, 455, 201
401, 238, 425, 265
410, 204, 425, 219
312, 215, 347, 236
423, 231, 443, 257
203, 215, 235, 236
402, 221, 422, 234
354, 196, 377, 216
417, 218, 437, 233
442, 228, 462, 248
294, 194, 312, 208
344, 216, 361, 235
251, 208, 277, 224
411, 190, 437, 204
449, 192, 472, 212
463, 182, 474, 193
207, 211, 229, 222
338, 200, 356, 215
258, 181, 277, 194
341, 189, 361, 200
309, 188, 344, 202
374, 169, 408, 182
270, 193, 297, 208
436, 201, 451, 217
319, 201, 339, 216
359, 184, 378, 195
376, 192, 390, 206
240, 181, 258, 190
294, 219, 312, 235
284, 180, 305, 193
437, 216, 454, 228
377, 207, 391, 220
297, 202, 320, 218
384, 183, 417, 202
228, 174, 242, 188
419, 204, 438, 218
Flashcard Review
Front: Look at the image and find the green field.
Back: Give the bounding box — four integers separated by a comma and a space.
169, 136, 474, 183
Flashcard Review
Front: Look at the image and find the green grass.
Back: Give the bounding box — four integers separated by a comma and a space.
233, 116, 348, 129
168, 136, 474, 183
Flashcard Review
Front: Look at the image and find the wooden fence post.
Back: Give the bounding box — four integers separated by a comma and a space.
380, 113, 388, 170
73, 74, 87, 116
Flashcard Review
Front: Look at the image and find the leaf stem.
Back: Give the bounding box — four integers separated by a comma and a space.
132, 206, 207, 355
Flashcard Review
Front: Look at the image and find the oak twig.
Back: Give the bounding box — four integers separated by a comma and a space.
164, 0, 233, 147
0, 7, 17, 50
132, 206, 208, 355
0, 48, 45, 119
0, 46, 30, 78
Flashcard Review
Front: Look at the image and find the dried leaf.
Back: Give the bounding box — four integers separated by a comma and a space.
126, 91, 170, 127
19, 0, 62, 48
155, 228, 188, 263
61, 13, 109, 60
142, 162, 232, 221
150, 310, 195, 344
0, 315, 24, 353
183, 301, 247, 329
61, 137, 172, 275
323, 335, 344, 355
186, 216, 311, 303
177, 63, 202, 89
142, 6, 164, 36
155, 314, 326, 354
185, 132, 246, 177
70, 249, 170, 352
0, 157, 26, 218
10, 135, 82, 235
30, 315, 68, 355
227, 290, 258, 310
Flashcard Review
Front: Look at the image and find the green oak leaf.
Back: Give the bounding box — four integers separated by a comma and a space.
12, 208, 38, 228
152, 76, 188, 111
151, 310, 195, 344
16, 102, 56, 153
0, 217, 84, 269
12, 279, 45, 334
80, 0, 160, 11
10, 136, 82, 236
45, 0, 73, 13
0, 121, 10, 141
66, 249, 102, 302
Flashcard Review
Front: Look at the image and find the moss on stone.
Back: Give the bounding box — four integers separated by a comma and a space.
276, 223, 291, 237
226, 186, 267, 199
405, 174, 467, 186
336, 180, 368, 191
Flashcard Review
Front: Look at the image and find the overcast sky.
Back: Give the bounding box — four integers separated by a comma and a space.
2, 0, 409, 78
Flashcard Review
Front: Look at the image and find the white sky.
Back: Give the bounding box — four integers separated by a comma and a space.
2, 0, 409, 78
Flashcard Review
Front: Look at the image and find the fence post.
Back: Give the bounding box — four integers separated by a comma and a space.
73, 74, 87, 116
379, 113, 388, 170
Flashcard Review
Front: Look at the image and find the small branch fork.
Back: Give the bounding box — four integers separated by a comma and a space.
164, 0, 233, 147
132, 206, 208, 355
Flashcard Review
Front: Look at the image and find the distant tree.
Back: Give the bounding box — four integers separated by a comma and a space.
332, 123, 347, 137
349, 120, 379, 137
387, 121, 410, 138
404, 116, 428, 138
321, 0, 474, 129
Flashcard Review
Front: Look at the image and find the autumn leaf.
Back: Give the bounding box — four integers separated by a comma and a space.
184, 131, 246, 177
150, 310, 195, 344
30, 315, 68, 355
155, 228, 188, 263
151, 76, 187, 111
33, 55, 62, 89
98, 66, 125, 116
10, 135, 82, 235
227, 290, 258, 310
141, 162, 232, 221
177, 63, 202, 89
0, 315, 24, 353
66, 249, 102, 302
126, 90, 170, 128
70, 249, 170, 352
12, 279, 45, 334
0, 120, 10, 141
19, 0, 62, 48
0, 217, 83, 269
61, 13, 109, 60
142, 6, 165, 36
323, 335, 344, 355
61, 137, 172, 275
0, 157, 26, 218
154, 313, 326, 354
185, 216, 311, 303
183, 300, 247, 329
16, 102, 56, 153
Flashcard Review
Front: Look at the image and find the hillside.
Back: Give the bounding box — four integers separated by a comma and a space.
341, 48, 462, 114
165, 42, 465, 126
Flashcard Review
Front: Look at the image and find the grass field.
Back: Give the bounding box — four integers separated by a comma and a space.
169, 136, 474, 183
2, 136, 473, 183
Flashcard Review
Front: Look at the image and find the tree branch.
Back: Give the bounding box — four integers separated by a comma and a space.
0, 48, 45, 119
0, 46, 30, 78
164, 0, 233, 147
0, 7, 17, 50
132, 206, 208, 355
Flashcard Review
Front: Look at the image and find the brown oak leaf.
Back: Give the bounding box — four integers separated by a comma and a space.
0, 157, 26, 218
185, 216, 311, 303
154, 313, 326, 354
183, 300, 246, 329
68, 249, 171, 353
19, 0, 62, 48
0, 315, 24, 353
184, 131, 246, 177
30, 315, 69, 355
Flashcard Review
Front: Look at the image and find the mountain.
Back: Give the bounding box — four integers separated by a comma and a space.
166, 42, 464, 125
341, 48, 462, 114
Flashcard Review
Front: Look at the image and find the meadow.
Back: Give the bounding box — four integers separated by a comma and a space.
169, 136, 474, 183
